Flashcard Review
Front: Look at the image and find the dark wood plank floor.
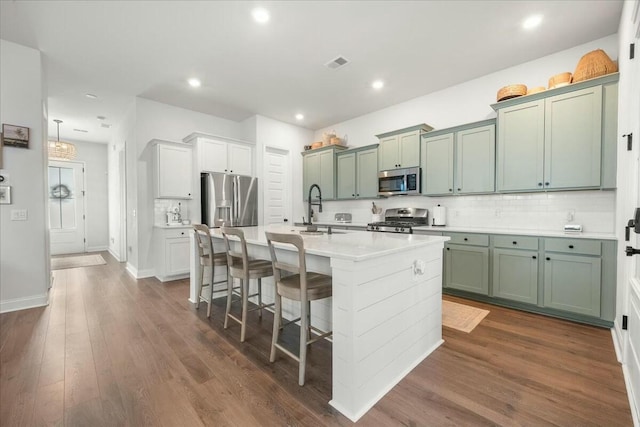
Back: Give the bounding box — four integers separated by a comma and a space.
0, 252, 633, 426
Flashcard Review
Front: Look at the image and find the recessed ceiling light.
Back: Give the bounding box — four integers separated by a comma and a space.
97, 115, 106, 120
188, 78, 201, 88
295, 113, 304, 121
85, 93, 98, 99
252, 7, 270, 24
522, 14, 543, 30
372, 80, 385, 90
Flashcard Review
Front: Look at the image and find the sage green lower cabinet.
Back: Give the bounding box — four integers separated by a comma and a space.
543, 253, 602, 317
444, 232, 489, 295
493, 248, 538, 304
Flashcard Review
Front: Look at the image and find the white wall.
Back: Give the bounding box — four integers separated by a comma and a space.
300, 35, 620, 232
0, 39, 49, 313
59, 139, 109, 251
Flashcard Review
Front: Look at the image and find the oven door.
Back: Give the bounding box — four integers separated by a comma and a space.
378, 167, 420, 196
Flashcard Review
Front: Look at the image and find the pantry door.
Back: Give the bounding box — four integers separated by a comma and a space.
49, 160, 86, 255
263, 147, 291, 225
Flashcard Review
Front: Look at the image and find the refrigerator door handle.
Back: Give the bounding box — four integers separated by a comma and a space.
233, 176, 239, 226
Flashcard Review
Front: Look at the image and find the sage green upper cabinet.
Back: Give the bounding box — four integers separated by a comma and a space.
376, 124, 433, 171
544, 86, 602, 190
493, 74, 618, 192
422, 133, 454, 195
302, 145, 346, 201
336, 145, 379, 199
421, 120, 495, 196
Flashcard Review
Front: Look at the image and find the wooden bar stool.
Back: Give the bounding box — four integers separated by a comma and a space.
265, 231, 332, 386
221, 227, 274, 342
193, 224, 228, 318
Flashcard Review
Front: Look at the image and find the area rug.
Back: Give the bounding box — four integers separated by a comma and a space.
442, 300, 490, 333
51, 254, 106, 270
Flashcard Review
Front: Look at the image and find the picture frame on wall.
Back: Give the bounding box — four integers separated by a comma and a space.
0, 185, 11, 204
2, 124, 29, 148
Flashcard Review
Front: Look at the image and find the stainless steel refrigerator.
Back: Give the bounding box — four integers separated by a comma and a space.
201, 172, 258, 227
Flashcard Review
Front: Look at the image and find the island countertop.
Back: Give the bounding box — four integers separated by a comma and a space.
209, 224, 449, 262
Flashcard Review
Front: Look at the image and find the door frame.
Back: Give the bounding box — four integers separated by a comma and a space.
262, 145, 292, 226
48, 159, 87, 254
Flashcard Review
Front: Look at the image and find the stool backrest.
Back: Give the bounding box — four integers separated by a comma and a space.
265, 232, 308, 291
221, 227, 249, 276
193, 224, 213, 264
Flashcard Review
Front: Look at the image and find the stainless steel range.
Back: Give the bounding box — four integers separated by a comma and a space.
366, 207, 428, 234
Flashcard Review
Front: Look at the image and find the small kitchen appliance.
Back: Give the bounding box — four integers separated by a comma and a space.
378, 167, 420, 196
366, 207, 428, 234
166, 205, 182, 226
432, 204, 446, 226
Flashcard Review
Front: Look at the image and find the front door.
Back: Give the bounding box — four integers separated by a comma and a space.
49, 160, 85, 255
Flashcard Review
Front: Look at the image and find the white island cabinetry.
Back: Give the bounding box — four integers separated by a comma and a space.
189, 225, 448, 421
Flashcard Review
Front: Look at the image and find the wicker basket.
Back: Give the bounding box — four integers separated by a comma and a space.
311, 141, 323, 149
497, 84, 527, 102
548, 72, 572, 89
526, 86, 546, 96
572, 49, 617, 83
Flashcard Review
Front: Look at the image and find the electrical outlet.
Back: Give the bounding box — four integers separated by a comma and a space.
10, 209, 27, 221
566, 210, 575, 222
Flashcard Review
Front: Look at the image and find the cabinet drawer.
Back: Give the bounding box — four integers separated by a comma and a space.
163, 228, 191, 239
493, 235, 539, 250
545, 238, 601, 256
445, 233, 489, 246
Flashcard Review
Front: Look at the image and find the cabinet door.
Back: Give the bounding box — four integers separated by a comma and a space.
456, 124, 495, 194
227, 143, 252, 176
336, 153, 356, 199
544, 86, 602, 190
319, 150, 335, 200
157, 144, 192, 199
543, 253, 601, 317
398, 130, 421, 168
165, 237, 191, 275
444, 244, 489, 295
422, 133, 454, 196
496, 100, 545, 191
493, 248, 538, 304
200, 139, 228, 173
356, 148, 379, 198
378, 135, 399, 170
303, 153, 319, 201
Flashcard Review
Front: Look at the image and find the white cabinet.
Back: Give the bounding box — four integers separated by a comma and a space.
192, 136, 253, 176
153, 140, 193, 199
155, 227, 191, 281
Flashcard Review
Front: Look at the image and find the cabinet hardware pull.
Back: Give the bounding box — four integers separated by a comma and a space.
352, 194, 355, 197
446, 247, 450, 251
538, 182, 543, 187
449, 188, 453, 192
568, 245, 574, 249
545, 182, 550, 186
181, 232, 184, 235
457, 188, 461, 191
546, 257, 550, 261
463, 238, 468, 241
532, 256, 537, 259
512, 241, 517, 245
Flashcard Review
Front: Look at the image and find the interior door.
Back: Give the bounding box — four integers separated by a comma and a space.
49, 160, 85, 255
264, 147, 291, 225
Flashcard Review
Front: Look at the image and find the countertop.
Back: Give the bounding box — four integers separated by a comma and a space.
210, 225, 449, 262
302, 222, 616, 240
154, 224, 193, 229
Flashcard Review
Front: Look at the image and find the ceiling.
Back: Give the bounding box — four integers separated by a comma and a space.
0, 1, 623, 144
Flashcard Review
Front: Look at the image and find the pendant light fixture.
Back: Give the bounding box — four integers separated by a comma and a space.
48, 119, 76, 160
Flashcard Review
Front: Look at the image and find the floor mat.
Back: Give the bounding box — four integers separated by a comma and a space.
442, 300, 489, 333
51, 254, 106, 270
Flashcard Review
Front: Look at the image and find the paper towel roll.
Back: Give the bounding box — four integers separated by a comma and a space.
433, 205, 446, 226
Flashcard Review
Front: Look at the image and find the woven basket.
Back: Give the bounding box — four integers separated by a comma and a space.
573, 49, 617, 83
526, 86, 546, 96
311, 141, 323, 149
497, 84, 527, 102
548, 72, 572, 89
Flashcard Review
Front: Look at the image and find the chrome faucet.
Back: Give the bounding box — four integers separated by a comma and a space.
306, 184, 322, 225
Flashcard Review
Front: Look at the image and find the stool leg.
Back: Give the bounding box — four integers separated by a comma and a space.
258, 278, 263, 318
299, 299, 308, 386
240, 279, 248, 342
196, 262, 204, 309
224, 275, 233, 329
207, 263, 215, 318
270, 293, 281, 363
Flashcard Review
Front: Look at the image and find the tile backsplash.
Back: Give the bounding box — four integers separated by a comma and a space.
154, 199, 193, 225
315, 190, 616, 234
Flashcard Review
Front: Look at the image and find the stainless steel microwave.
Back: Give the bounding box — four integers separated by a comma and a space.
378, 167, 420, 196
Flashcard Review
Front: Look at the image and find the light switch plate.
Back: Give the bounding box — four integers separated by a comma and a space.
10, 209, 27, 221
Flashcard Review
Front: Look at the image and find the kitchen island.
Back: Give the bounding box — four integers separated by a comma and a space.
189, 225, 449, 421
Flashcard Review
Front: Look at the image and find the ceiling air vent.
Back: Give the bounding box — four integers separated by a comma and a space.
101, 123, 112, 128
325, 56, 349, 70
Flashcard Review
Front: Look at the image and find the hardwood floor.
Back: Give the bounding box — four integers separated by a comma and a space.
0, 251, 633, 426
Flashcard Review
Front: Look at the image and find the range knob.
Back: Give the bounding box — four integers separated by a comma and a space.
400, 227, 405, 233
375, 226, 379, 231
395, 227, 400, 232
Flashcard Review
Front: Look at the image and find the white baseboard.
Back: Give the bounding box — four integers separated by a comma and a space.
612, 322, 624, 363
622, 362, 640, 427
0, 293, 49, 313
125, 263, 155, 279
108, 248, 122, 262
87, 245, 109, 253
